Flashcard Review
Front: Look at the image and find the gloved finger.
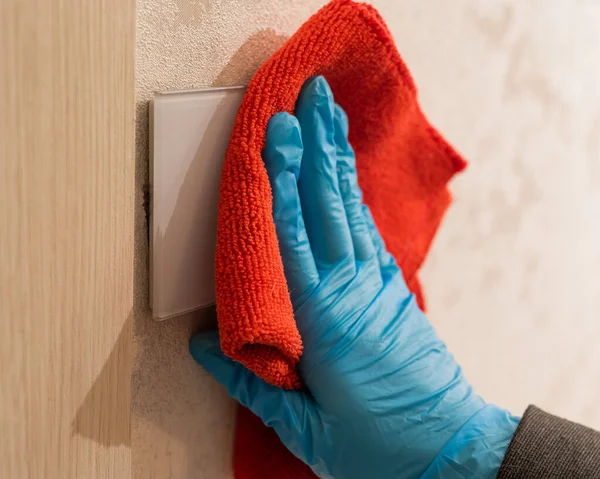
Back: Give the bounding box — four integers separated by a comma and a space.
264, 113, 319, 302
295, 76, 354, 272
333, 104, 376, 263
361, 204, 398, 272
189, 330, 317, 454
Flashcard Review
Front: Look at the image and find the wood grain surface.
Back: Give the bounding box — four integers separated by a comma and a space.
0, 0, 136, 477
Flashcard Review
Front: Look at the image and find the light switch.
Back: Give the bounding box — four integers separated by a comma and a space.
150, 87, 245, 320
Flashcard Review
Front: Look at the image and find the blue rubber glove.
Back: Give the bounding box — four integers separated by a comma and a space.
190, 76, 519, 479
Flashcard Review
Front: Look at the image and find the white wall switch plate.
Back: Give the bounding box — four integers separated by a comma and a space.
149, 86, 245, 320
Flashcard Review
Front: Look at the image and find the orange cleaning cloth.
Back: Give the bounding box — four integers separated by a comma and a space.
215, 0, 466, 477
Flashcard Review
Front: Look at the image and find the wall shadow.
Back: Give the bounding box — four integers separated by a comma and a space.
72, 312, 133, 447
212, 29, 287, 87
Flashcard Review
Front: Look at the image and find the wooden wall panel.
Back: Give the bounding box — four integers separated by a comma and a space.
0, 0, 135, 477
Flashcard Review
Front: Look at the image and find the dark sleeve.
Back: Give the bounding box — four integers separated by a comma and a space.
497, 405, 600, 478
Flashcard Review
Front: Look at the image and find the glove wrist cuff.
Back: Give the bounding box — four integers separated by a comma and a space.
419, 404, 519, 479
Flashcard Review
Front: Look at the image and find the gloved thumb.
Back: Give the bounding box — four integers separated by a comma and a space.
189, 330, 316, 452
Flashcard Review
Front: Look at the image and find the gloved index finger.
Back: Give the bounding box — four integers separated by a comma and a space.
264, 112, 319, 303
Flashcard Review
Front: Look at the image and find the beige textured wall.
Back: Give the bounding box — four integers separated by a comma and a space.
134, 1, 600, 478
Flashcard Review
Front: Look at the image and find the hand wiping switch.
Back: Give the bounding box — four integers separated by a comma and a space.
190, 77, 519, 479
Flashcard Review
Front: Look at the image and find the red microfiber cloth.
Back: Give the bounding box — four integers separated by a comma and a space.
215, 0, 466, 477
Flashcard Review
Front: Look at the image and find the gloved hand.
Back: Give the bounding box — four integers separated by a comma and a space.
190, 76, 519, 479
